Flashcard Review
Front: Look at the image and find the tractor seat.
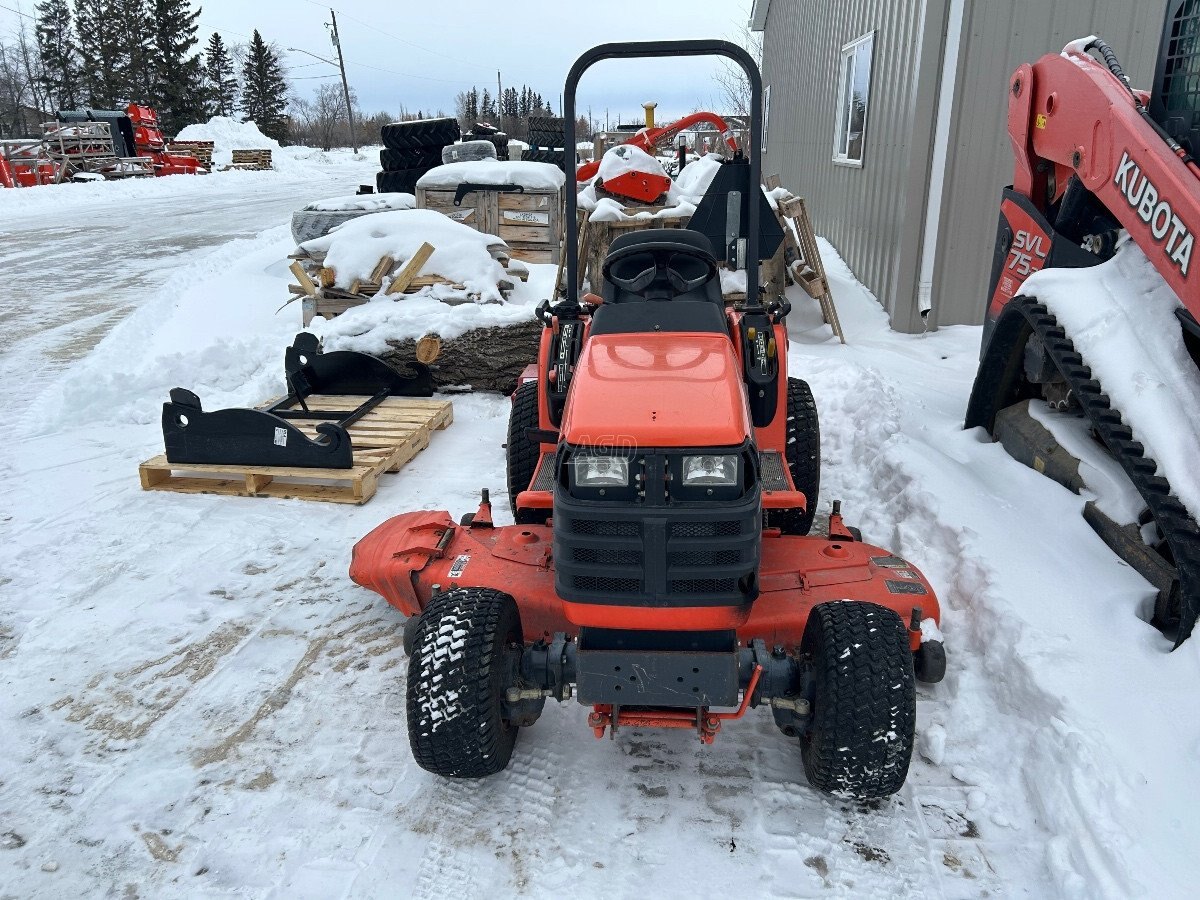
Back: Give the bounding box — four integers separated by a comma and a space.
592, 229, 728, 336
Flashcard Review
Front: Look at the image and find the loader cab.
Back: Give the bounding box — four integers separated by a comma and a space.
1151, 0, 1200, 156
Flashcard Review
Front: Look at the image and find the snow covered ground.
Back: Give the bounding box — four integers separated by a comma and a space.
1, 158, 1198, 899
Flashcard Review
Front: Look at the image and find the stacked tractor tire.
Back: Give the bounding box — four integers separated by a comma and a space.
464, 123, 509, 161
522, 116, 568, 170
378, 117, 460, 193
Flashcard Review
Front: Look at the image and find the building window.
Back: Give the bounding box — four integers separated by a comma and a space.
833, 32, 874, 166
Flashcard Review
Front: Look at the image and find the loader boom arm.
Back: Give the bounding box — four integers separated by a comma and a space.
1004, 44, 1200, 316
577, 110, 739, 182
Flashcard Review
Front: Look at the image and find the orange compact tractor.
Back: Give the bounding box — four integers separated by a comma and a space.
351, 40, 945, 799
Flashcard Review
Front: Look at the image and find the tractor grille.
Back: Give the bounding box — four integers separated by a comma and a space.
670, 520, 741, 538
670, 578, 739, 594
574, 547, 643, 566
758, 451, 789, 490
571, 518, 640, 537
574, 575, 642, 593
530, 453, 556, 491
668, 549, 741, 567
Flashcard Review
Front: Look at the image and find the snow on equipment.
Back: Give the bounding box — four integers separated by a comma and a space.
140, 334, 450, 504
350, 40, 945, 799
965, 10, 1200, 646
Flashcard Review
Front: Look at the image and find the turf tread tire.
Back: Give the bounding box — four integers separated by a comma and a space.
290, 208, 379, 245
800, 601, 916, 800
406, 587, 522, 778
768, 378, 820, 535
506, 381, 548, 525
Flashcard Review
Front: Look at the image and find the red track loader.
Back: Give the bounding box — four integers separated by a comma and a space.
351, 40, 946, 798
966, 2, 1200, 647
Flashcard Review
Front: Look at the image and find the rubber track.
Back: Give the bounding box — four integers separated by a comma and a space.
406, 588, 521, 778
965, 295, 1196, 645
800, 602, 915, 800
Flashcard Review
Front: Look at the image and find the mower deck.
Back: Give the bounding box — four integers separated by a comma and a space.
350, 507, 937, 650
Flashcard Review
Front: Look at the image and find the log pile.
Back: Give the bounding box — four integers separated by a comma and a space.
381, 318, 542, 395
288, 240, 527, 326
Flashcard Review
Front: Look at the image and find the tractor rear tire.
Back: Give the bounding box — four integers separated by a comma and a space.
406, 587, 523, 778
799, 601, 916, 799
521, 148, 567, 169
768, 377, 820, 535
380, 117, 460, 151
528, 116, 565, 149
376, 169, 423, 194
507, 381, 548, 525
380, 146, 442, 171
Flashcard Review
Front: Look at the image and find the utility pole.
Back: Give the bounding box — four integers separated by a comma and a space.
328, 9, 358, 153
496, 70, 502, 129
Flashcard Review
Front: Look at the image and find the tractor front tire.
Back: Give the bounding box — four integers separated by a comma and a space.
800, 601, 916, 800
406, 587, 523, 778
768, 377, 820, 535
507, 381, 548, 525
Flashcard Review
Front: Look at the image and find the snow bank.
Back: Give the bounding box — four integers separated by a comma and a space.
301, 208, 509, 303
1026, 241, 1200, 524
417, 160, 565, 191
175, 116, 280, 168
301, 193, 415, 212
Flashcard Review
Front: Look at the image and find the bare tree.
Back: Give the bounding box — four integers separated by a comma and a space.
713, 15, 763, 117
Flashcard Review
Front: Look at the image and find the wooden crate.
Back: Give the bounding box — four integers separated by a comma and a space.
418, 185, 563, 263
138, 396, 453, 505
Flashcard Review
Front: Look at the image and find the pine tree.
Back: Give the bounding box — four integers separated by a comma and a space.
74, 0, 124, 106
240, 29, 289, 141
479, 87, 494, 122
153, 0, 203, 133
203, 32, 237, 117
36, 0, 80, 110
465, 86, 477, 123
518, 85, 530, 119
116, 0, 156, 105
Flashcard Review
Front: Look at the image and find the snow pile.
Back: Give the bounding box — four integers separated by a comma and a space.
417, 160, 565, 191
301, 192, 415, 213
1026, 240, 1200, 523
671, 153, 722, 199
301, 208, 510, 303
175, 116, 280, 168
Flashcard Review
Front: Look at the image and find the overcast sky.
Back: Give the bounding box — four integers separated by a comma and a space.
0, 0, 755, 123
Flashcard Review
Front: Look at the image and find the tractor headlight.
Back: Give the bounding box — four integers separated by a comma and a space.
682, 455, 738, 486
573, 455, 630, 487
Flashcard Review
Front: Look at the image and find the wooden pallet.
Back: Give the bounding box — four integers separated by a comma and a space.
138, 396, 453, 504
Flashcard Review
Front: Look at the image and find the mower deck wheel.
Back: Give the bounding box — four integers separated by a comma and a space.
406, 587, 523, 778
800, 601, 916, 799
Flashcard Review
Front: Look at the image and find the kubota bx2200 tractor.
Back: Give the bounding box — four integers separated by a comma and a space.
351, 40, 945, 799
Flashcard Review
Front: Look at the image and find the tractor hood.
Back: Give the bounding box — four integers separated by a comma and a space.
560, 332, 752, 448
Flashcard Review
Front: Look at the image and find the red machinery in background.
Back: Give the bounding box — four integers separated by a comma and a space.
126, 104, 204, 176
579, 110, 741, 202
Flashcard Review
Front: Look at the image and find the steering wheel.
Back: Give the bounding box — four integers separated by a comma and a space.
602, 248, 717, 300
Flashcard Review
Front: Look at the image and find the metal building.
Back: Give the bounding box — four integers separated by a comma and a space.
751, 0, 1160, 332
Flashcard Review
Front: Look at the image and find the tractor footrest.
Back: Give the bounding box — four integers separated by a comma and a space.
575, 649, 739, 707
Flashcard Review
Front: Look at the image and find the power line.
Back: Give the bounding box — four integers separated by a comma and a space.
302, 0, 496, 74
0, 2, 34, 20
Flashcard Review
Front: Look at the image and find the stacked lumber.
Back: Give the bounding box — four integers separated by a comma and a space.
170, 140, 214, 167
230, 148, 273, 170
288, 240, 524, 325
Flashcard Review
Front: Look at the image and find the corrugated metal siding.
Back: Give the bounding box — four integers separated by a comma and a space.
930, 0, 1161, 326
760, 0, 949, 331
